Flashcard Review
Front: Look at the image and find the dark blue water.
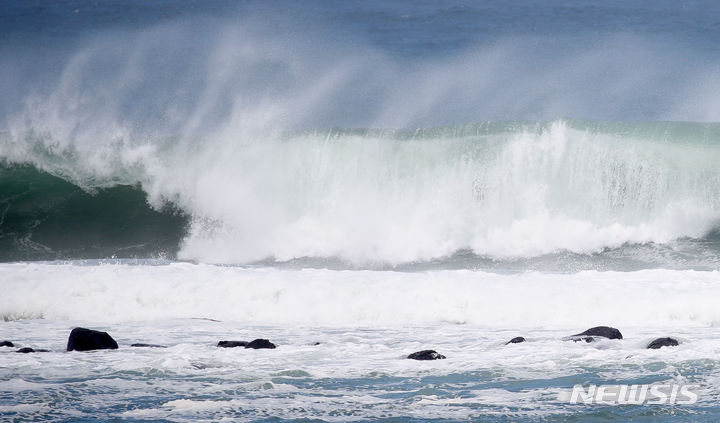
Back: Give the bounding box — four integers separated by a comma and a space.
4, 1, 720, 54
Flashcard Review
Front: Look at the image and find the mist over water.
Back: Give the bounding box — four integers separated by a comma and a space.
3, 1, 720, 128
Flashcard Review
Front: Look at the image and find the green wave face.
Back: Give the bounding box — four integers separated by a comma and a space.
0, 164, 188, 262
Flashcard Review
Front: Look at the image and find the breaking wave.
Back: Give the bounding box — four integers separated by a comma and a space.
2, 120, 719, 267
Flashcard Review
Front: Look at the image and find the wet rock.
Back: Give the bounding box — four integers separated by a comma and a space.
563, 326, 623, 342
245, 339, 276, 349
16, 347, 49, 353
217, 341, 248, 348
407, 350, 446, 360
66, 327, 119, 352
506, 337, 526, 345
131, 343, 167, 348
647, 337, 679, 349
0, 341, 14, 347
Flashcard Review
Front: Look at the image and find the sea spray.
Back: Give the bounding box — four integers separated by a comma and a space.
2, 121, 719, 265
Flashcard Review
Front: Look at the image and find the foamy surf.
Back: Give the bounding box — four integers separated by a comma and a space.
2, 262, 719, 328
2, 317, 720, 422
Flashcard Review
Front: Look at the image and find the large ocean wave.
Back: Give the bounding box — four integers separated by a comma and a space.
2, 14, 720, 268
2, 120, 720, 267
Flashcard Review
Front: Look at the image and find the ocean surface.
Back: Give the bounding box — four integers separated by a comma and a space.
2, 1, 720, 421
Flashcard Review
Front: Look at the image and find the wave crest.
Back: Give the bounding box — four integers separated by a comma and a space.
2, 120, 720, 265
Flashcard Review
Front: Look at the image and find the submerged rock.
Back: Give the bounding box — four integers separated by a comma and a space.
647, 337, 679, 349
506, 337, 526, 345
66, 327, 119, 352
407, 350, 446, 360
16, 347, 49, 353
131, 343, 167, 348
0, 341, 14, 348
245, 339, 276, 349
563, 326, 623, 342
217, 341, 248, 348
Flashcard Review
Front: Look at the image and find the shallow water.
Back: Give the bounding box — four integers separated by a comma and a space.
3, 319, 720, 422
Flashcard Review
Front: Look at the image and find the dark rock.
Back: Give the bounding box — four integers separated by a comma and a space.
245, 339, 276, 349
0, 341, 14, 347
576, 326, 623, 339
506, 337, 526, 345
66, 327, 119, 352
407, 350, 446, 360
16, 347, 49, 353
131, 343, 167, 348
217, 341, 248, 348
647, 337, 679, 349
564, 326, 623, 342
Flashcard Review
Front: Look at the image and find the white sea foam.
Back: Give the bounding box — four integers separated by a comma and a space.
2, 262, 720, 328
2, 315, 720, 422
